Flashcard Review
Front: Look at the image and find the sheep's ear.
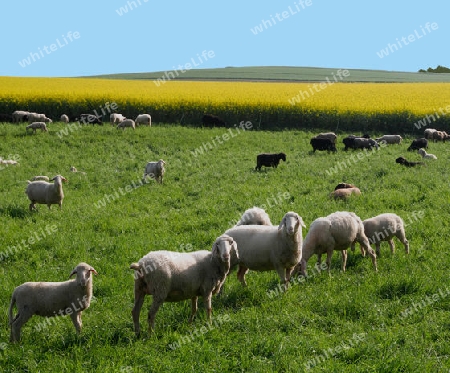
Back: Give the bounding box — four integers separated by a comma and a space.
69, 269, 77, 278
212, 241, 219, 257
278, 217, 286, 231
298, 216, 306, 228
231, 239, 239, 259
90, 267, 98, 275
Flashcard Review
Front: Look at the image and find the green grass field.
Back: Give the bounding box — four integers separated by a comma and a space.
84, 66, 450, 83
1, 122, 450, 372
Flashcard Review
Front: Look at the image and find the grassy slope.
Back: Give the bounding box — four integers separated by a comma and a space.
83, 66, 450, 83
1, 123, 450, 372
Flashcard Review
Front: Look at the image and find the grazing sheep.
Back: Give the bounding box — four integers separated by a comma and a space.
361, 213, 409, 256
235, 206, 272, 226
135, 114, 151, 127
224, 212, 306, 288
110, 113, 126, 125
25, 175, 67, 211
396, 157, 425, 167
418, 148, 437, 160
60, 114, 69, 123
143, 159, 165, 184
12, 110, 29, 123
129, 235, 238, 335
310, 138, 337, 152
202, 114, 226, 127
9, 262, 97, 342
407, 138, 428, 151
330, 187, 361, 200
116, 119, 135, 130
315, 132, 337, 144
255, 153, 286, 171
375, 135, 402, 145
295, 211, 377, 277
343, 136, 379, 151
334, 183, 357, 191
27, 113, 52, 123
424, 128, 437, 139
31, 176, 50, 182
26, 122, 48, 134
432, 130, 450, 142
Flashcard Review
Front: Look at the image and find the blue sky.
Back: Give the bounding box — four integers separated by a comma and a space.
1, 0, 447, 77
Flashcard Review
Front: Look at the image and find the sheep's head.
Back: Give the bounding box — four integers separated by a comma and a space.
279, 153, 287, 162
52, 175, 68, 183
69, 262, 98, 286
213, 235, 238, 262
278, 212, 306, 236
396, 157, 407, 165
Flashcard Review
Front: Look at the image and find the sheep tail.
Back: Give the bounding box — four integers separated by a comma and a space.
8, 292, 16, 325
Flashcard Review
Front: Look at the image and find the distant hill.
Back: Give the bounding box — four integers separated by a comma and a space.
82, 66, 450, 83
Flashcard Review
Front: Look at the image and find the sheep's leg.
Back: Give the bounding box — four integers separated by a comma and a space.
375, 243, 381, 257
10, 311, 33, 343
70, 311, 82, 334
325, 250, 333, 274
396, 231, 410, 254
275, 267, 289, 290
341, 250, 347, 272
188, 297, 198, 323
237, 265, 249, 287
300, 259, 308, 277
147, 299, 163, 334
388, 239, 395, 254
360, 239, 378, 271
202, 294, 213, 323
316, 253, 322, 267
131, 287, 146, 336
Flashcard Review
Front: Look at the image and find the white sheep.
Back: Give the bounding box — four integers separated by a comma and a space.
12, 110, 29, 123
361, 213, 409, 256
26, 121, 48, 134
143, 159, 165, 184
9, 262, 97, 342
31, 176, 50, 182
27, 113, 52, 123
60, 114, 69, 123
110, 113, 126, 125
235, 206, 272, 226
25, 175, 67, 211
135, 114, 151, 127
129, 234, 238, 335
330, 187, 361, 200
375, 135, 402, 145
418, 148, 437, 160
296, 211, 377, 277
116, 119, 135, 130
424, 128, 437, 139
224, 211, 305, 288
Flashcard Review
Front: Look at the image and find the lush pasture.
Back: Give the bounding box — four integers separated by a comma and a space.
1, 122, 450, 372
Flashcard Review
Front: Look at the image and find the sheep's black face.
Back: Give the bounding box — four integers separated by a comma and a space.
396, 157, 406, 164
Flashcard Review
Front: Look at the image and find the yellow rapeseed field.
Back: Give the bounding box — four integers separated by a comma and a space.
1, 77, 449, 124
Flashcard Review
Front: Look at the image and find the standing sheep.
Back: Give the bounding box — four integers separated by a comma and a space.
110, 113, 126, 125
60, 114, 69, 123
25, 175, 67, 211
235, 206, 272, 226
9, 262, 97, 342
135, 114, 151, 127
255, 153, 286, 171
116, 119, 135, 130
129, 235, 238, 335
143, 159, 165, 184
295, 211, 377, 277
225, 212, 305, 288
361, 213, 409, 256
26, 122, 48, 134
12, 110, 29, 123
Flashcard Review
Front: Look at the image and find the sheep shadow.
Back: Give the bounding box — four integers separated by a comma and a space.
0, 204, 28, 219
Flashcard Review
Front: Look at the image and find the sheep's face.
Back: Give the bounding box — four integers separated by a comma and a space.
213, 236, 237, 262
279, 212, 306, 236
69, 263, 98, 286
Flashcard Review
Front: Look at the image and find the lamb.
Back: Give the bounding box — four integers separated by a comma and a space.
361, 213, 409, 256
255, 152, 286, 171
116, 119, 135, 130
295, 211, 377, 277
25, 175, 67, 211
396, 157, 425, 167
330, 187, 361, 200
235, 206, 272, 226
418, 148, 437, 160
31, 176, 50, 182
135, 114, 151, 127
375, 135, 402, 145
9, 262, 97, 342
129, 234, 238, 335
26, 122, 48, 134
110, 113, 126, 125
143, 159, 165, 184
224, 212, 305, 288
60, 114, 69, 123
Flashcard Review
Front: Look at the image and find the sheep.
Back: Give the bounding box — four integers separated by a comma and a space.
310, 138, 337, 152
25, 175, 67, 211
396, 157, 425, 167
255, 153, 286, 171
424, 128, 437, 139
330, 187, 361, 200
235, 206, 272, 226
361, 213, 409, 257
143, 159, 165, 184
12, 110, 29, 123
375, 135, 402, 145
418, 148, 437, 160
224, 212, 305, 288
27, 113, 52, 123
295, 211, 377, 277
60, 114, 69, 123
334, 183, 358, 190
135, 114, 151, 127
315, 132, 337, 144
116, 119, 135, 130
26, 122, 48, 134
129, 234, 238, 335
407, 138, 428, 151
110, 113, 126, 125
9, 262, 97, 342
432, 130, 450, 142
31, 176, 50, 182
